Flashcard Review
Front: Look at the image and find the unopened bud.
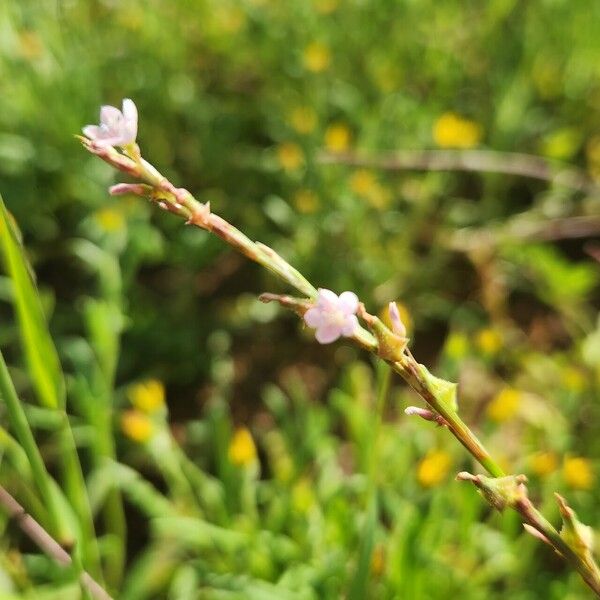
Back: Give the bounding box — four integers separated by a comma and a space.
457, 472, 528, 512
523, 523, 553, 547
109, 183, 152, 196
388, 302, 407, 337
404, 406, 448, 427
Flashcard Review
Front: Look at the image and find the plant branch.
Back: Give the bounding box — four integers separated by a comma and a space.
0, 485, 113, 600
318, 149, 599, 195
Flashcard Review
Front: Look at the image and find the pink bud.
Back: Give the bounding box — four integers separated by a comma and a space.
405, 406, 448, 427
109, 183, 150, 196
523, 524, 552, 546
388, 302, 407, 337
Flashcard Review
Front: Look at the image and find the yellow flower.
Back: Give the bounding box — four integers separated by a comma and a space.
563, 457, 594, 490
530, 451, 558, 477
289, 106, 317, 134
417, 450, 452, 488
128, 379, 165, 414
350, 169, 377, 197
349, 170, 391, 209
121, 410, 154, 443
277, 142, 304, 172
95, 208, 125, 232
433, 112, 482, 149
313, 0, 339, 14
487, 387, 521, 422
444, 332, 469, 360
324, 123, 351, 153
294, 189, 320, 214
475, 327, 503, 355
229, 427, 257, 467
303, 42, 331, 73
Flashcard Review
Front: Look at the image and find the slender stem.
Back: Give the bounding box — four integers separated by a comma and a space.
0, 485, 113, 600
0, 349, 68, 543
318, 149, 599, 195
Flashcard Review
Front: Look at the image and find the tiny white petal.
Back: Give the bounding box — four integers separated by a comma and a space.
304, 307, 323, 328
100, 105, 122, 127
315, 324, 341, 344
341, 314, 359, 336
122, 98, 138, 122
82, 125, 102, 139
338, 291, 359, 315
317, 288, 338, 306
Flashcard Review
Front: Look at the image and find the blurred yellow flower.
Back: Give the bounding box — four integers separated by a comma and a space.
95, 208, 125, 232
313, 0, 339, 14
229, 427, 257, 467
417, 449, 452, 488
563, 457, 594, 490
303, 42, 331, 73
380, 301, 412, 336
530, 451, 558, 477
475, 327, 503, 355
433, 112, 482, 149
294, 189, 320, 214
128, 379, 165, 414
324, 123, 351, 153
277, 142, 304, 172
371, 544, 385, 577
349, 169, 391, 209
487, 387, 521, 422
444, 332, 469, 360
289, 106, 317, 134
350, 169, 377, 197
121, 410, 154, 443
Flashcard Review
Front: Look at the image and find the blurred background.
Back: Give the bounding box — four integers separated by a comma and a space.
1, 0, 600, 598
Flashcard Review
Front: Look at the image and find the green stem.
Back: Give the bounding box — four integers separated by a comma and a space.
0, 349, 69, 543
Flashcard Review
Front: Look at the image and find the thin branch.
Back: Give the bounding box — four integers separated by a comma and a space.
318, 149, 599, 195
0, 485, 113, 600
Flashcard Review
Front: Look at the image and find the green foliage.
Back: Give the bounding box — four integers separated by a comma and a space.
0, 0, 599, 598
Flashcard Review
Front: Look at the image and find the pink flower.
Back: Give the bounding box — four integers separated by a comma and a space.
304, 289, 359, 344
82, 99, 138, 148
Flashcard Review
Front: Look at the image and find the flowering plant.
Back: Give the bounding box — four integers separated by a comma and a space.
74, 99, 600, 597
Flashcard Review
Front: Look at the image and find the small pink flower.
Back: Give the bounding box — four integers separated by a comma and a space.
304, 289, 359, 344
83, 99, 138, 148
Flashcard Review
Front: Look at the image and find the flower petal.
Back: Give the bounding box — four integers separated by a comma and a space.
341, 314, 359, 336
82, 125, 102, 140
338, 291, 358, 315
122, 98, 138, 142
317, 288, 338, 308
304, 307, 323, 328
100, 105, 122, 128
315, 324, 341, 344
